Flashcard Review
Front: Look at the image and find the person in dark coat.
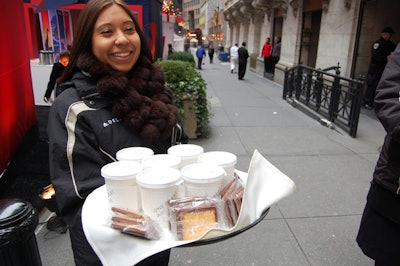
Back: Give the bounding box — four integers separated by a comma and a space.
43, 50, 70, 103
363, 27, 396, 110
208, 45, 215, 64
271, 36, 281, 75
168, 43, 174, 56
357, 43, 400, 265
238, 42, 249, 80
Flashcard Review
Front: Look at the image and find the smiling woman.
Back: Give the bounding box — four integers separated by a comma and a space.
47, 0, 183, 265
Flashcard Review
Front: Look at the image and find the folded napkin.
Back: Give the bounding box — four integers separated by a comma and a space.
82, 149, 296, 266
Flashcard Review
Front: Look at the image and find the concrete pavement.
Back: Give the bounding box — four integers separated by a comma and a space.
35, 59, 384, 265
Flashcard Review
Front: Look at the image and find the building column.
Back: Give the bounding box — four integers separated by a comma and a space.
273, 1, 302, 84
231, 8, 242, 45
251, 11, 265, 55
239, 2, 254, 45
223, 9, 235, 49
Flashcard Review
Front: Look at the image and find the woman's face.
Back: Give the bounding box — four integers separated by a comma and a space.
92, 4, 141, 73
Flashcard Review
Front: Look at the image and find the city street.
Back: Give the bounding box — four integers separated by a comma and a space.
36, 58, 384, 265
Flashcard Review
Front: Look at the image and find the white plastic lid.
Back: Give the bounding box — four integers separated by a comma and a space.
116, 147, 154, 161
101, 161, 143, 180
198, 151, 237, 167
181, 163, 226, 183
167, 144, 204, 159
142, 154, 181, 169
136, 168, 182, 189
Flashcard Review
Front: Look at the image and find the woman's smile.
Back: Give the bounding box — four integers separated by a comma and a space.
110, 51, 134, 61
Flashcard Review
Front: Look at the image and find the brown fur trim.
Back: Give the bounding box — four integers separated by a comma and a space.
76, 53, 178, 143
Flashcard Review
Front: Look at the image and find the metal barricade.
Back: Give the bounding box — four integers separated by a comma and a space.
283, 64, 364, 137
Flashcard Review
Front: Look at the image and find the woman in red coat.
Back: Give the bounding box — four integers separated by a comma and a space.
261, 37, 272, 73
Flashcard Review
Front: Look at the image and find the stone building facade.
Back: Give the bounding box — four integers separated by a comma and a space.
222, 0, 400, 85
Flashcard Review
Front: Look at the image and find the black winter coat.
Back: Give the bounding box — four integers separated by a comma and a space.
48, 71, 172, 218
373, 43, 400, 195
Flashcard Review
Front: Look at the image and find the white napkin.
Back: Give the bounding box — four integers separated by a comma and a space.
82, 149, 296, 266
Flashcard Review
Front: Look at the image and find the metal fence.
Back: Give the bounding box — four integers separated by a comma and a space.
283, 64, 364, 137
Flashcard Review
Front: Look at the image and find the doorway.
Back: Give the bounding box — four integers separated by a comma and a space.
299, 10, 321, 67
352, 0, 400, 79
273, 16, 283, 42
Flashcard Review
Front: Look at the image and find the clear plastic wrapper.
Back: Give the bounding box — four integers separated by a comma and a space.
110, 172, 245, 241
168, 197, 226, 241
110, 207, 163, 240
219, 172, 245, 227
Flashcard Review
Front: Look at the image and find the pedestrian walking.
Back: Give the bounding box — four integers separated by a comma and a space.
208, 45, 215, 64
357, 43, 400, 265
363, 27, 396, 110
238, 42, 249, 80
261, 37, 272, 73
230, 43, 239, 73
196, 44, 206, 70
46, 0, 185, 265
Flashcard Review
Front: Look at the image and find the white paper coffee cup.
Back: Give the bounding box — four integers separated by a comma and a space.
116, 147, 154, 163
142, 154, 181, 169
181, 163, 226, 197
136, 167, 182, 228
198, 151, 237, 186
101, 161, 143, 212
167, 144, 204, 169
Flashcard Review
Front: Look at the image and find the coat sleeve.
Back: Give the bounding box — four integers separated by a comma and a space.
44, 63, 61, 98
47, 94, 108, 217
374, 43, 400, 142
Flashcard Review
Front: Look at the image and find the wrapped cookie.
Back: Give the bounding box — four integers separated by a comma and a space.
219, 172, 245, 227
168, 197, 224, 241
110, 207, 162, 240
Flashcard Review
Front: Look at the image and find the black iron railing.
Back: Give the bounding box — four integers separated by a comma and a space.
283, 64, 364, 137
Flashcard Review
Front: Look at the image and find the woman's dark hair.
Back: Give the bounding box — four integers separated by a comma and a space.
57, 0, 179, 143
59, 50, 70, 58
60, 0, 152, 83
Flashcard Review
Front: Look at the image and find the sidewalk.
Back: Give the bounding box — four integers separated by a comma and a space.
36, 60, 384, 265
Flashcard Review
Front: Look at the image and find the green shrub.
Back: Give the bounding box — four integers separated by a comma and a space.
157, 60, 211, 137
167, 51, 196, 68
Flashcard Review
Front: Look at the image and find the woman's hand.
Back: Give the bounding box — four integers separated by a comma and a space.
43, 97, 53, 104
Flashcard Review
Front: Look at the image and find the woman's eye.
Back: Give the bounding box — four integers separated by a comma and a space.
124, 27, 135, 33
101, 29, 112, 35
